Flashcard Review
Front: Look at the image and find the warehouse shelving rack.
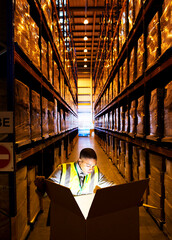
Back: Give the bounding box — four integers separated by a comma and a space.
0, 0, 78, 239
93, 0, 172, 233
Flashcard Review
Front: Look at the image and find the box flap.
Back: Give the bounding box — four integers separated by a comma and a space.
74, 194, 95, 219
87, 179, 149, 219
45, 180, 84, 218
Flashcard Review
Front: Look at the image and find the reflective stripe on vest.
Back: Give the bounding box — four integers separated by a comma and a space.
60, 162, 99, 194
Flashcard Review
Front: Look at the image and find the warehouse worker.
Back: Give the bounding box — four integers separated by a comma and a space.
35, 148, 114, 196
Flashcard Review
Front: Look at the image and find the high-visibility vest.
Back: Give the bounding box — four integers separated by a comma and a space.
60, 162, 99, 195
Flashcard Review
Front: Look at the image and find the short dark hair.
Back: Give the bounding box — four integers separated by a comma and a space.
79, 148, 97, 160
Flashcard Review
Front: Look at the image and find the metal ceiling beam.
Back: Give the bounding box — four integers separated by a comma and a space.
72, 30, 100, 33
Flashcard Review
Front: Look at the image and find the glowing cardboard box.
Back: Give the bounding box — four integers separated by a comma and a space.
45, 179, 149, 240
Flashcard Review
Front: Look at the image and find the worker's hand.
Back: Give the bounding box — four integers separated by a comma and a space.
34, 176, 46, 196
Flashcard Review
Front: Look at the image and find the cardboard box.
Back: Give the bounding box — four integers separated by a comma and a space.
46, 179, 149, 240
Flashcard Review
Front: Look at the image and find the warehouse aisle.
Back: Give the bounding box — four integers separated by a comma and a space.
27, 136, 168, 240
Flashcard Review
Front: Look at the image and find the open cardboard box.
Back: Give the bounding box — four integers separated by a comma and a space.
45, 179, 149, 240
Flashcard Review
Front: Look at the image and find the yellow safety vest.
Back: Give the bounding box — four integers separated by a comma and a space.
60, 162, 99, 195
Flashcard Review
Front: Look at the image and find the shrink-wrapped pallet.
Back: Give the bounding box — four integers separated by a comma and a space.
48, 42, 53, 84
41, 37, 48, 79
132, 146, 139, 181
119, 106, 124, 132
60, 108, 66, 132
54, 99, 58, 135
166, 158, 172, 178
48, 100, 54, 136
138, 149, 146, 180
136, 95, 144, 137
53, 18, 59, 51
31, 90, 41, 141
27, 166, 41, 223
129, 100, 136, 136
137, 34, 144, 78
113, 35, 118, 64
119, 9, 126, 52
165, 173, 172, 205
119, 66, 123, 93
42, 97, 49, 139
147, 13, 159, 69
54, 61, 60, 93
147, 88, 163, 140
114, 107, 118, 131
128, 0, 134, 33
162, 81, 172, 142
113, 138, 120, 166
124, 105, 128, 133
161, 0, 172, 55
134, 0, 142, 20
15, 166, 30, 240
164, 199, 172, 240
15, 79, 31, 146
113, 72, 118, 99
41, 0, 52, 31
105, 113, 108, 129
129, 48, 135, 84
109, 111, 113, 130
109, 82, 113, 103
30, 18, 40, 68
14, 0, 30, 57
123, 58, 128, 90
57, 109, 61, 133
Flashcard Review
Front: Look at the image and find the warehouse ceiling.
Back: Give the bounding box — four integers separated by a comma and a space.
67, 0, 122, 80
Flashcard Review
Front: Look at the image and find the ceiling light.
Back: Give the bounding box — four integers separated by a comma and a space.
84, 36, 88, 41
84, 19, 89, 24
84, 58, 87, 62
84, 65, 87, 67
84, 48, 88, 52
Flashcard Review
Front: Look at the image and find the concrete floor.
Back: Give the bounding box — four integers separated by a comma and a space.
27, 136, 169, 240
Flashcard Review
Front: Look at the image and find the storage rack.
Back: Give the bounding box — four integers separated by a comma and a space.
0, 0, 78, 239
93, 0, 172, 237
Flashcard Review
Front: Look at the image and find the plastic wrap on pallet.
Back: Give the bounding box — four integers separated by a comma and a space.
129, 48, 135, 84
123, 58, 128, 90
124, 105, 128, 133
27, 166, 41, 223
136, 95, 144, 137
119, 141, 125, 176
119, 106, 124, 132
138, 149, 146, 180
166, 158, 172, 178
53, 61, 59, 93
57, 109, 61, 133
164, 199, 172, 239
149, 166, 164, 196
114, 108, 118, 131
113, 138, 120, 166
60, 108, 66, 132
128, 0, 134, 33
15, 79, 31, 146
48, 100, 54, 136
134, 0, 142, 20
113, 72, 118, 99
14, 0, 30, 56
119, 8, 126, 53
41, 37, 48, 79
53, 18, 59, 51
147, 13, 159, 69
30, 18, 40, 68
125, 143, 131, 182
129, 100, 136, 136
41, 0, 52, 31
163, 81, 172, 142
113, 35, 118, 64
137, 34, 144, 78
105, 113, 108, 129
48, 42, 53, 84
148, 89, 159, 140
109, 111, 113, 130
149, 152, 164, 172
42, 97, 49, 139
31, 90, 41, 141
161, 0, 172, 55
109, 81, 113, 102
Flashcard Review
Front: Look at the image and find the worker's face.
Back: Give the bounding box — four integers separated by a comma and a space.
78, 158, 97, 175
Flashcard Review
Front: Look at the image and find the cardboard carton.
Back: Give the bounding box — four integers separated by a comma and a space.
45, 179, 149, 240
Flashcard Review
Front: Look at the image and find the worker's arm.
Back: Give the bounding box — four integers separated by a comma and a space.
97, 171, 115, 188
48, 165, 62, 184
